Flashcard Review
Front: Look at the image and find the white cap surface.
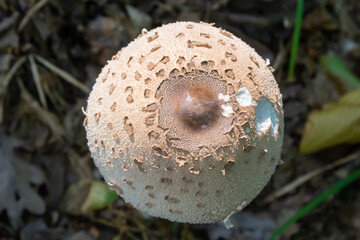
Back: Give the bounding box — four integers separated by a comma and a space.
84, 22, 284, 224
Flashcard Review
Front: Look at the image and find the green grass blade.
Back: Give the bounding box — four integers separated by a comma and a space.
320, 54, 360, 90
288, 0, 304, 79
269, 167, 360, 240
172, 221, 180, 231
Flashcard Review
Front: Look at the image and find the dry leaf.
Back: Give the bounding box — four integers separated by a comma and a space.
0, 134, 45, 229
300, 89, 360, 153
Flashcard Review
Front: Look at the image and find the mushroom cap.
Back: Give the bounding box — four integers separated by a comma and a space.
85, 22, 284, 224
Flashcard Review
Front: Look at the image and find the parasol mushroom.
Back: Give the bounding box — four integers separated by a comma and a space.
84, 21, 284, 227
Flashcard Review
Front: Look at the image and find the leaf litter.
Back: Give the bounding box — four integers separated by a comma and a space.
0, 134, 45, 229
0, 0, 359, 239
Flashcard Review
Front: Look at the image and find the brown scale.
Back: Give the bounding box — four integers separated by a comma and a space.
175, 84, 221, 131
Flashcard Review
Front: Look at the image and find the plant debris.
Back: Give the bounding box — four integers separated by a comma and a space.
0, 0, 359, 239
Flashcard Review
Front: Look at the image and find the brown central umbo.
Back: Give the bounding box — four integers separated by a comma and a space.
156, 69, 233, 153
175, 84, 221, 131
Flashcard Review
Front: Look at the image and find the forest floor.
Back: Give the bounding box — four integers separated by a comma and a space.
0, 0, 360, 239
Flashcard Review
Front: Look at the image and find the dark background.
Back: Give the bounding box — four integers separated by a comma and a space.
0, 0, 360, 239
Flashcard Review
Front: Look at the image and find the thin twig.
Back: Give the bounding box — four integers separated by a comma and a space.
29, 55, 48, 109
225, 10, 294, 27
18, 0, 49, 32
125, 231, 141, 240
91, 217, 142, 240
265, 151, 360, 202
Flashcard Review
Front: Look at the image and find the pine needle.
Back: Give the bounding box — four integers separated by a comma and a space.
33, 54, 90, 94
29, 55, 48, 109
18, 0, 49, 32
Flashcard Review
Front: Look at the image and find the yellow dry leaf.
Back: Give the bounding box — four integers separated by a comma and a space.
300, 89, 360, 153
